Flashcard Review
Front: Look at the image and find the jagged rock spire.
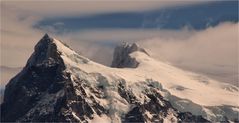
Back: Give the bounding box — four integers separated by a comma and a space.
43, 33, 50, 38
26, 34, 64, 68
1, 34, 69, 121
111, 42, 149, 68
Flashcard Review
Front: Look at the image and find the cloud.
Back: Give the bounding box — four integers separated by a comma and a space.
57, 23, 238, 86
51, 28, 194, 66
2, 1, 206, 17
0, 66, 21, 86
1, 5, 45, 67
59, 28, 193, 42
138, 22, 239, 86
0, 1, 237, 87
0, 0, 206, 67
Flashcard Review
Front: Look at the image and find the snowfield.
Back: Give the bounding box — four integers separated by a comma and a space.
52, 37, 239, 122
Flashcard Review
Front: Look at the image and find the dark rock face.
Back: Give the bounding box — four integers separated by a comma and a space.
118, 82, 210, 123
111, 42, 149, 68
60, 77, 108, 122
1, 34, 68, 122
0, 34, 108, 122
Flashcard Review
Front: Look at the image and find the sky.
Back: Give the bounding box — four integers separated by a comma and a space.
0, 1, 238, 87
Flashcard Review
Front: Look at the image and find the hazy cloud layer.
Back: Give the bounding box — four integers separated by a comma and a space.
59, 23, 238, 86
139, 23, 239, 86
0, 66, 21, 87
2, 1, 206, 17
53, 29, 194, 65
0, 0, 204, 67
1, 4, 44, 67
0, 1, 238, 86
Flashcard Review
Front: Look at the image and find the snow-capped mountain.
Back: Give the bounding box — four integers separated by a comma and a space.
1, 34, 238, 122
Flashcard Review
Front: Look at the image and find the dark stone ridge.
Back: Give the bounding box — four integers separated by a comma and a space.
0, 34, 108, 122
1, 34, 68, 122
118, 81, 210, 123
111, 42, 149, 68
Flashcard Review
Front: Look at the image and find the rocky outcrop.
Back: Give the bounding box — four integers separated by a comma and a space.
1, 34, 69, 121
111, 42, 149, 68
118, 81, 209, 123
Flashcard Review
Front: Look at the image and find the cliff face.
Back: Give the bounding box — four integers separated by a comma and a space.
111, 42, 149, 68
1, 34, 237, 122
1, 34, 69, 121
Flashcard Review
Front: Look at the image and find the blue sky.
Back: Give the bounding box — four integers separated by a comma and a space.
36, 1, 238, 34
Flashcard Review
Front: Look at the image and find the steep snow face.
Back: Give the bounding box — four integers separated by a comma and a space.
68, 42, 238, 106
1, 35, 238, 122
58, 40, 239, 122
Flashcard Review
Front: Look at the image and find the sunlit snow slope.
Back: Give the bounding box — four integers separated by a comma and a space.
53, 35, 239, 121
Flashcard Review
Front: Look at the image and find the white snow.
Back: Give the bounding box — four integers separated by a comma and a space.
51, 38, 239, 121
63, 50, 238, 106
72, 112, 81, 122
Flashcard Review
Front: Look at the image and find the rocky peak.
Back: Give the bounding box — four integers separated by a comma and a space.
111, 42, 149, 68
26, 33, 62, 67
1, 34, 69, 121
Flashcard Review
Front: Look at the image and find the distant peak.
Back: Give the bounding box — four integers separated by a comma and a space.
111, 42, 149, 68
119, 42, 149, 55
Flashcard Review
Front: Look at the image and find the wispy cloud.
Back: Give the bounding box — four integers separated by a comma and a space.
0, 66, 21, 86
56, 23, 238, 86
139, 22, 239, 85
1, 4, 44, 67
0, 0, 207, 67
2, 1, 206, 17
35, 1, 237, 32
0, 1, 238, 86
